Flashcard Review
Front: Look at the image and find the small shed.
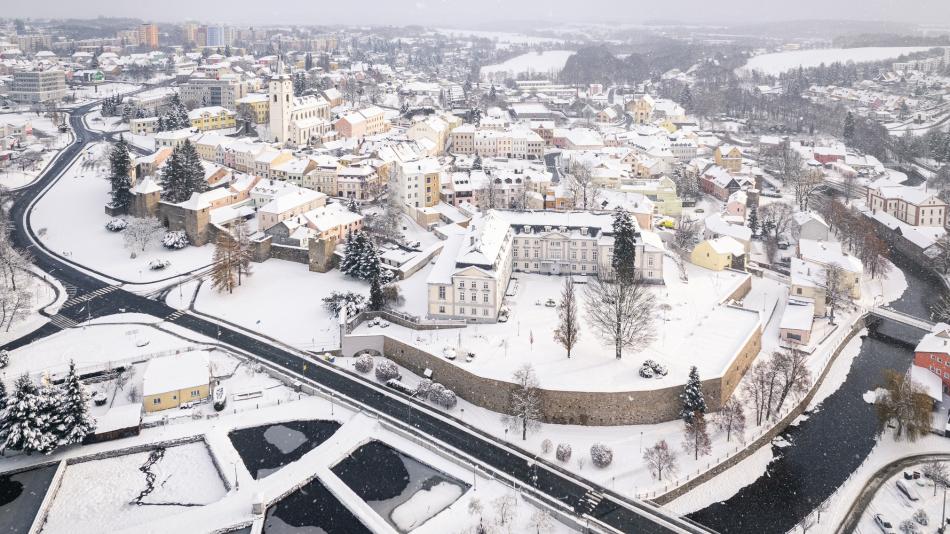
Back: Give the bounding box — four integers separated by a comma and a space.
143, 351, 211, 412
84, 404, 143, 444
779, 299, 815, 345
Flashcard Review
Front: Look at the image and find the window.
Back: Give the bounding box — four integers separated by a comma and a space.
191, 389, 200, 397
152, 398, 161, 404
439, 286, 446, 300
483, 282, 489, 289
483, 308, 489, 316
459, 308, 465, 315
471, 294, 477, 302
483, 292, 489, 303
459, 291, 465, 301
439, 305, 445, 313
471, 282, 477, 289
458, 281, 464, 288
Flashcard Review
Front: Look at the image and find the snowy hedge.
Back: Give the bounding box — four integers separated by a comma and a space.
0, 349, 8, 368
436, 388, 457, 409
590, 443, 613, 468
105, 218, 128, 232
354, 354, 374, 374
414, 378, 433, 397
541, 439, 553, 454
162, 230, 189, 250
639, 359, 668, 379
322, 291, 366, 318
556, 443, 572, 462
374, 359, 400, 382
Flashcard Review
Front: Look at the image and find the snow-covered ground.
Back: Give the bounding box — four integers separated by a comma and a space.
189, 257, 435, 351
62, 83, 143, 108
30, 142, 213, 283
740, 47, 932, 76
434, 28, 564, 45
42, 441, 228, 534
354, 260, 783, 392
84, 109, 129, 133
854, 460, 949, 534
0, 112, 72, 189
481, 50, 576, 80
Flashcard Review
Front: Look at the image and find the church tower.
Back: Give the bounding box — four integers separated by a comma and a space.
268, 47, 292, 144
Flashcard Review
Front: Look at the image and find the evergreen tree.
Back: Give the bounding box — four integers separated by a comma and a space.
108, 139, 133, 212
339, 231, 364, 277
679, 366, 707, 423
58, 360, 96, 446
843, 111, 856, 145
679, 84, 693, 111
1, 374, 55, 455
747, 205, 759, 236
224, 44, 232, 57
611, 207, 639, 283
369, 274, 384, 311
293, 72, 307, 96
160, 141, 206, 203
0, 379, 7, 445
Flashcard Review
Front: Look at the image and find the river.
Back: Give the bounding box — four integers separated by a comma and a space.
689, 252, 942, 533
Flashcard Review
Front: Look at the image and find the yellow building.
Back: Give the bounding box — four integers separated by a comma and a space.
691, 236, 747, 271
626, 95, 655, 124
188, 106, 237, 132
714, 145, 743, 173
142, 352, 211, 412
236, 93, 270, 124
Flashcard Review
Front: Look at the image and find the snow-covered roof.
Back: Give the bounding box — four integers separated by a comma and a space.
704, 213, 752, 242
779, 301, 814, 331
457, 211, 511, 268
131, 176, 162, 195
706, 236, 745, 256
143, 351, 210, 396
94, 404, 142, 433
798, 239, 863, 274
909, 365, 943, 402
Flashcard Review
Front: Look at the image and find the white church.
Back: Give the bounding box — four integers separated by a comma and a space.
268, 61, 332, 147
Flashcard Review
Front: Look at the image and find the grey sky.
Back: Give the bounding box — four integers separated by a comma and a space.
8, 0, 950, 27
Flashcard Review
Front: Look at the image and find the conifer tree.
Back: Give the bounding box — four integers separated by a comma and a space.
339, 231, 361, 276
611, 207, 639, 283
747, 205, 759, 236
58, 360, 96, 446
211, 230, 240, 294
108, 139, 133, 212
679, 366, 707, 423
1, 374, 55, 455
369, 274, 384, 311
160, 141, 206, 203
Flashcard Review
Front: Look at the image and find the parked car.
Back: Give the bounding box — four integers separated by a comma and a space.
873, 513, 894, 533
896, 479, 920, 501
544, 298, 557, 307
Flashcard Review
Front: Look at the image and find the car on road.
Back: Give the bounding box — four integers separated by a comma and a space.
873, 513, 894, 533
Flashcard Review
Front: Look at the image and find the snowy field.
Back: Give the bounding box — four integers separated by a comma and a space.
62, 83, 143, 108
42, 441, 227, 534
481, 50, 576, 80
354, 259, 784, 391
30, 142, 214, 283
190, 259, 434, 351
740, 47, 931, 76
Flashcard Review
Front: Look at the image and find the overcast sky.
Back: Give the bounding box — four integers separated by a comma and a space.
8, 0, 950, 27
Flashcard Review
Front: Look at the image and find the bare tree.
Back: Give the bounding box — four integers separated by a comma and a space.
760, 202, 794, 262
797, 512, 817, 533
232, 221, 255, 286
566, 161, 600, 210
820, 263, 848, 325
792, 171, 824, 211
0, 286, 32, 332
528, 509, 553, 534
714, 397, 747, 443
841, 172, 858, 205
932, 292, 950, 324
682, 414, 712, 460
492, 493, 518, 528
553, 276, 580, 358
504, 364, 542, 441
771, 348, 813, 418
672, 216, 700, 256
475, 176, 503, 212
643, 439, 678, 481
584, 269, 656, 359
743, 360, 776, 426
875, 369, 934, 442
122, 217, 163, 258
921, 461, 949, 496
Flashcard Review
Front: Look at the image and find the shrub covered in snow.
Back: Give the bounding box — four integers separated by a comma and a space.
541, 439, 553, 455
162, 230, 189, 250
900, 519, 921, 534
590, 443, 613, 468
148, 259, 171, 270
105, 218, 128, 232
428, 382, 446, 403
354, 354, 374, 374
437, 388, 457, 409
322, 291, 366, 318
639, 359, 668, 379
556, 443, 572, 462
913, 509, 928, 526
0, 349, 8, 368
374, 359, 399, 382
414, 378, 433, 397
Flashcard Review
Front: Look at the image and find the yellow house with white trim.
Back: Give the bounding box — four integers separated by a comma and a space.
691, 236, 747, 272
142, 351, 211, 412
188, 106, 237, 132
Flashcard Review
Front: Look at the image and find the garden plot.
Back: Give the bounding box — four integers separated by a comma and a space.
229, 420, 342, 479
331, 440, 469, 533
42, 441, 227, 534
30, 142, 213, 283
264, 476, 372, 534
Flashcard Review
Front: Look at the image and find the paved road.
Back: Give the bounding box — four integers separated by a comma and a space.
1, 102, 715, 534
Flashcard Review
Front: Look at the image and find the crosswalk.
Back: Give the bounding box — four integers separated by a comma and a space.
62, 285, 119, 308
165, 310, 188, 321
579, 490, 604, 516
48, 314, 78, 329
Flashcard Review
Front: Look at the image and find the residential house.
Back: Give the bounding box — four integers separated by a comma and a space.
142, 351, 210, 413
690, 236, 747, 271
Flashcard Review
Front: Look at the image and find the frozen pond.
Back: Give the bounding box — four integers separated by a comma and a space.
229, 420, 341, 479
331, 440, 469, 533
264, 478, 371, 534
0, 464, 57, 534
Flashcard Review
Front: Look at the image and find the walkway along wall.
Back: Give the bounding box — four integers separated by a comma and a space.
343, 327, 762, 426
